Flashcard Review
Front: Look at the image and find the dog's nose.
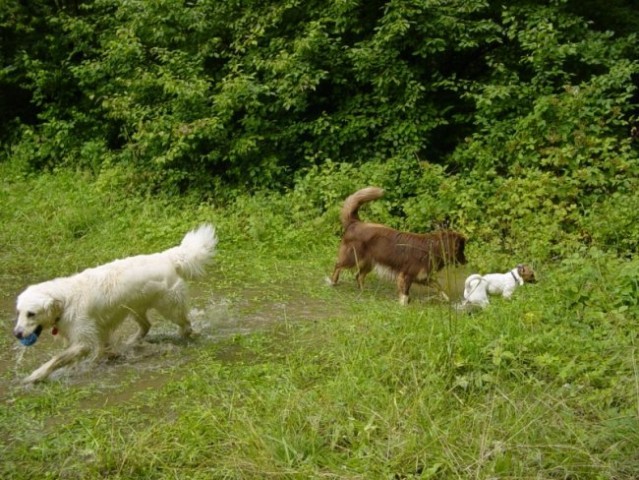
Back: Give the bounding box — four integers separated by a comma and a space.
13, 329, 23, 340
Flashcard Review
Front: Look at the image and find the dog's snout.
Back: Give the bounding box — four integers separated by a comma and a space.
13, 316, 22, 339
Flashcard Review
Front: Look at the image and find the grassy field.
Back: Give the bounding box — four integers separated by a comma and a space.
1, 165, 638, 479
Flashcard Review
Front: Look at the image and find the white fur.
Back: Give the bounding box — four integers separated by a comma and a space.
462, 267, 525, 308
13, 224, 217, 383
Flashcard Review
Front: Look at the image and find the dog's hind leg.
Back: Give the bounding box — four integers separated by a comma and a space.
173, 309, 193, 338
23, 343, 92, 384
156, 283, 193, 338
127, 312, 151, 344
355, 262, 373, 290
157, 304, 192, 338
330, 265, 343, 286
165, 305, 192, 337
397, 273, 414, 306
330, 243, 364, 286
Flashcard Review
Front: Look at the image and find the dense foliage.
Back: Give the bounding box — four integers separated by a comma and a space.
1, 0, 639, 258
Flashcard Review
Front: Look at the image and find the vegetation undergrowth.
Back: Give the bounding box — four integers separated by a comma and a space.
1, 162, 638, 479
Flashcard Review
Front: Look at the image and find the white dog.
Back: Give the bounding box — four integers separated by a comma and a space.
462, 264, 536, 308
13, 224, 217, 383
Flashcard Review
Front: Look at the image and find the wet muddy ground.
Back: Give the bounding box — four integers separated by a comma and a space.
0, 267, 468, 396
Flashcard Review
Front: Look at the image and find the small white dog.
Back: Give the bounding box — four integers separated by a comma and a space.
13, 224, 217, 383
462, 264, 536, 308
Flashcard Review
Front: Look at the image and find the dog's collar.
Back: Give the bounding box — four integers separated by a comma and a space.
52, 317, 61, 336
510, 269, 523, 286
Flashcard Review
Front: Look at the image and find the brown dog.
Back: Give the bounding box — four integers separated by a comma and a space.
329, 187, 467, 304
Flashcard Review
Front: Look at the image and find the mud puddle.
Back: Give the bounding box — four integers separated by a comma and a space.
0, 280, 349, 396
0, 266, 467, 399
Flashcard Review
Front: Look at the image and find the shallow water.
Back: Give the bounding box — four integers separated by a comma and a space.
0, 282, 348, 391
0, 266, 468, 394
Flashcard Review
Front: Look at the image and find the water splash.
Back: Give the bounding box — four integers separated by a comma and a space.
12, 342, 27, 376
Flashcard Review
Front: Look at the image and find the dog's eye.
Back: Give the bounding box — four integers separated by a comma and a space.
26, 311, 36, 318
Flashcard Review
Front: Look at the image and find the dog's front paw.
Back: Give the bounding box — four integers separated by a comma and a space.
325, 276, 336, 287
22, 372, 45, 385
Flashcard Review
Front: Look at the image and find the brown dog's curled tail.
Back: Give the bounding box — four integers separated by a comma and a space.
340, 187, 384, 228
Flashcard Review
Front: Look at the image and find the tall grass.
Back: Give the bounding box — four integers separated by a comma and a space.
1, 163, 638, 479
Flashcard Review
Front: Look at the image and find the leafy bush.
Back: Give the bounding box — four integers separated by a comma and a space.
2, 0, 639, 261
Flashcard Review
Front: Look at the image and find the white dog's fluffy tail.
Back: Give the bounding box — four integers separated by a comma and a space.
169, 224, 218, 279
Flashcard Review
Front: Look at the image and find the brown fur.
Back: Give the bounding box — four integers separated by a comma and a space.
330, 187, 467, 304
517, 264, 537, 284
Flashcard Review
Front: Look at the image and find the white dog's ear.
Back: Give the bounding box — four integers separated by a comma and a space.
45, 298, 63, 318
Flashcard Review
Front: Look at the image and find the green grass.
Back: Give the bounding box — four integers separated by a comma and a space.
1, 164, 638, 479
